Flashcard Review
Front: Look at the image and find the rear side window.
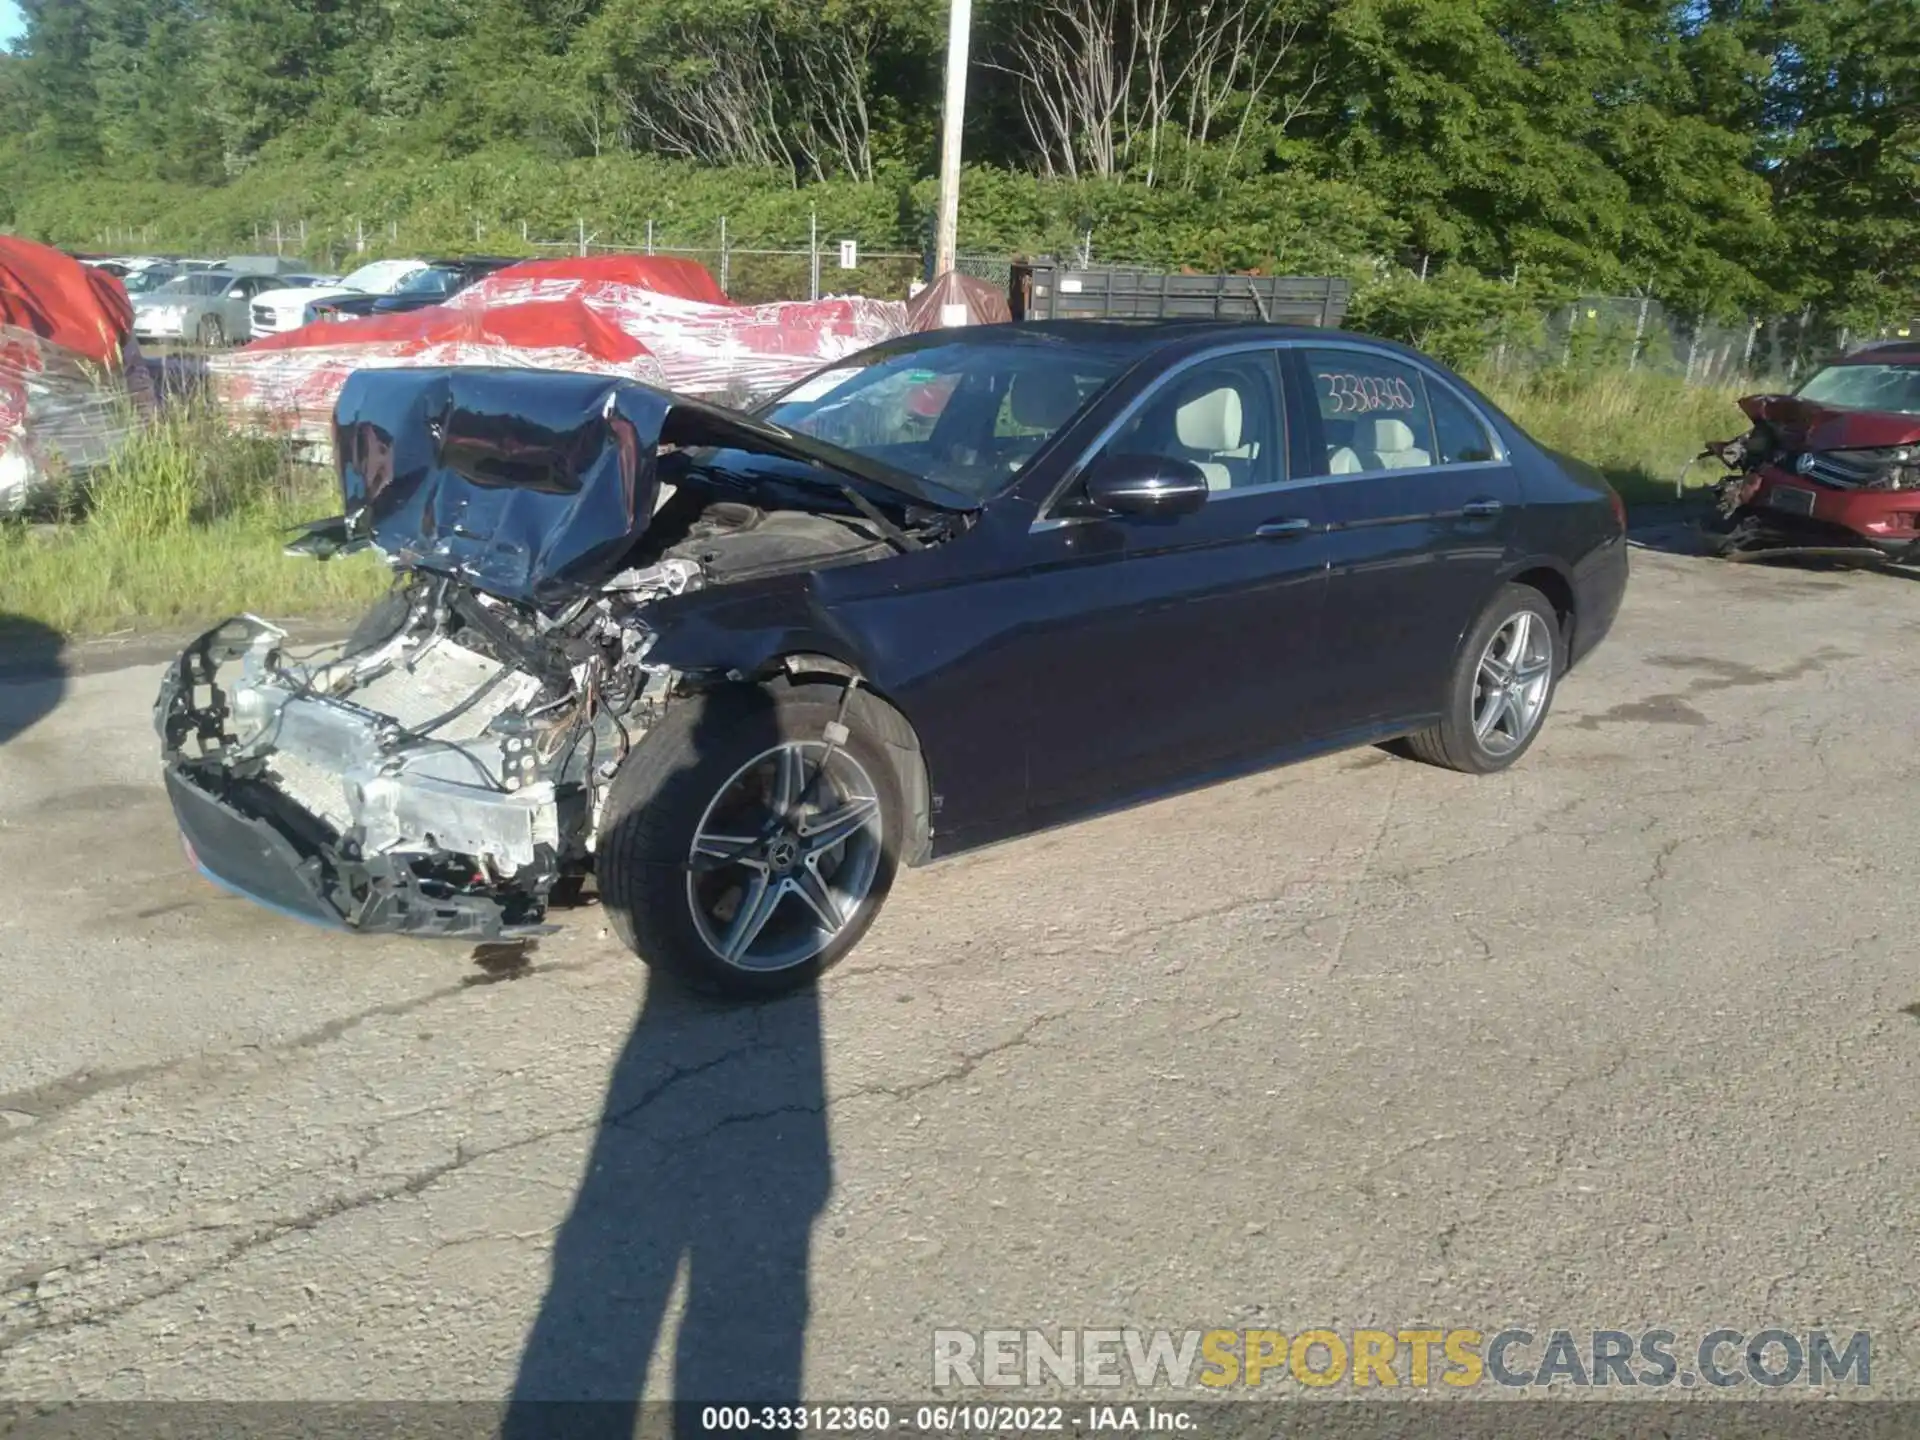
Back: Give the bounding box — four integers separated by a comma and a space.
1299, 348, 1436, 476
1430, 383, 1498, 464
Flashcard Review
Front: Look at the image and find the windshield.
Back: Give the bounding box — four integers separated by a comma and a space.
394, 267, 459, 297
122, 269, 177, 294
1797, 363, 1920, 417
757, 340, 1121, 498
339, 260, 425, 294
152, 273, 228, 297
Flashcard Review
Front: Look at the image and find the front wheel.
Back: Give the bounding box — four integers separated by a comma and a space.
196, 315, 225, 347
1403, 584, 1562, 774
596, 683, 904, 999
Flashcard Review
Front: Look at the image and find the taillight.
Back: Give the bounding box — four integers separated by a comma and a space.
1607, 486, 1626, 532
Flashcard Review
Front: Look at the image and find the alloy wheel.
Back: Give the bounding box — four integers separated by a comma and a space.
685, 741, 884, 972
1472, 611, 1554, 756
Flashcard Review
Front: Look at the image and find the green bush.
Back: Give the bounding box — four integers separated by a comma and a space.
0, 404, 388, 635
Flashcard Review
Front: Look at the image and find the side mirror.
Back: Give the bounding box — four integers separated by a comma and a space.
1081, 453, 1211, 518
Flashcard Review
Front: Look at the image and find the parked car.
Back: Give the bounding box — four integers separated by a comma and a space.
132, 270, 324, 346
87, 255, 172, 279
219, 255, 320, 277
249, 258, 431, 337
1701, 343, 1920, 563
309, 257, 521, 321
119, 264, 183, 297
155, 322, 1628, 997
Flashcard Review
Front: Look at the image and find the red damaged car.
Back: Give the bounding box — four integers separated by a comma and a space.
1704, 342, 1920, 563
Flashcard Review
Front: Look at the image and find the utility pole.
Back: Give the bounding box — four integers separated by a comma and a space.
933, 0, 972, 278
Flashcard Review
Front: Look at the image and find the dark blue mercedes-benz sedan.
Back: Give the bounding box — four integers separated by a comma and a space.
156, 322, 1627, 997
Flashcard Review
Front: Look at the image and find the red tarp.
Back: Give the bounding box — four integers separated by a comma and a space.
241, 294, 653, 361
1, 236, 149, 507
0, 236, 135, 364
212, 257, 912, 450
464, 253, 731, 307
211, 298, 668, 445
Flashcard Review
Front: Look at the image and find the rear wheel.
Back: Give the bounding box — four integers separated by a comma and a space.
196, 315, 225, 347
1403, 584, 1561, 774
596, 683, 904, 999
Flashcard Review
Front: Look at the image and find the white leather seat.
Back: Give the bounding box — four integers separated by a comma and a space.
1174, 387, 1244, 491
1327, 446, 1365, 474
1359, 417, 1430, 469
1008, 369, 1082, 431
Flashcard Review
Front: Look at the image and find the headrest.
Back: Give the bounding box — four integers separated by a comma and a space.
1175, 387, 1243, 452
1008, 369, 1082, 431
1364, 417, 1418, 452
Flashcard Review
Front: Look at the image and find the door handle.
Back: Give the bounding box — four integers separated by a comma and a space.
1254, 518, 1313, 537
1461, 498, 1504, 517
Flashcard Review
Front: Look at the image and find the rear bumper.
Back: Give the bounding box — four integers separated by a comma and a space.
1568, 536, 1628, 669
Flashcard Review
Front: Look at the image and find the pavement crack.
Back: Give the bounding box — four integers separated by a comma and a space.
853, 1011, 1070, 1104
603, 1041, 763, 1133
0, 958, 610, 1144
0, 1118, 594, 1355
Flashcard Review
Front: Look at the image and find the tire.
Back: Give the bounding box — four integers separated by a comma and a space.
596, 682, 905, 999
197, 315, 225, 347
1403, 584, 1562, 774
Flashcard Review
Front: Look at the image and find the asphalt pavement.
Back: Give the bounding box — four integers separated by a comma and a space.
0, 539, 1915, 1407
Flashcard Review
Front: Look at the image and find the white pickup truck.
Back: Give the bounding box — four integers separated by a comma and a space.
247, 258, 430, 338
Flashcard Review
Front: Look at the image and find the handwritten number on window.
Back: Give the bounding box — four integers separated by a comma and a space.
1317, 372, 1417, 415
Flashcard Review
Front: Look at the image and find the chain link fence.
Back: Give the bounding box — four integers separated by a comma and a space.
94, 215, 1914, 388
1485, 295, 1897, 390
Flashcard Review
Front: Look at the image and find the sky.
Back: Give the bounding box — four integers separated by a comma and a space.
0, 0, 21, 49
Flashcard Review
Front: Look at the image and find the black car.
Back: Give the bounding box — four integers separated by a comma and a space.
310, 257, 520, 320
155, 322, 1628, 997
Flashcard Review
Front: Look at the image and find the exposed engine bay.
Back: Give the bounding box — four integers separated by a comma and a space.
155, 368, 967, 939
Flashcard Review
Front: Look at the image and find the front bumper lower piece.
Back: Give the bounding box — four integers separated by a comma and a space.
155, 617, 558, 940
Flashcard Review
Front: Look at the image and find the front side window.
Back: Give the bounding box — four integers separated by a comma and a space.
1299, 348, 1437, 476
1097, 355, 1280, 494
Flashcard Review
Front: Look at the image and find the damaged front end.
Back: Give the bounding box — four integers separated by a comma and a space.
155, 558, 698, 938
156, 367, 966, 939
1702, 388, 1920, 564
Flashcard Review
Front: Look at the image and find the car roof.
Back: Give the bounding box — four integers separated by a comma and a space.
1839, 341, 1920, 365
887, 319, 1414, 363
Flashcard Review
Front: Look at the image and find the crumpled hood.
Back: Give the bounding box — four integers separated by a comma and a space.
334, 369, 668, 606
332, 367, 967, 608
1741, 393, 1920, 451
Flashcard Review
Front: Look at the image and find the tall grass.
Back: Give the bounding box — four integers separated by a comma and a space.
1477, 366, 1746, 505
0, 402, 388, 638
